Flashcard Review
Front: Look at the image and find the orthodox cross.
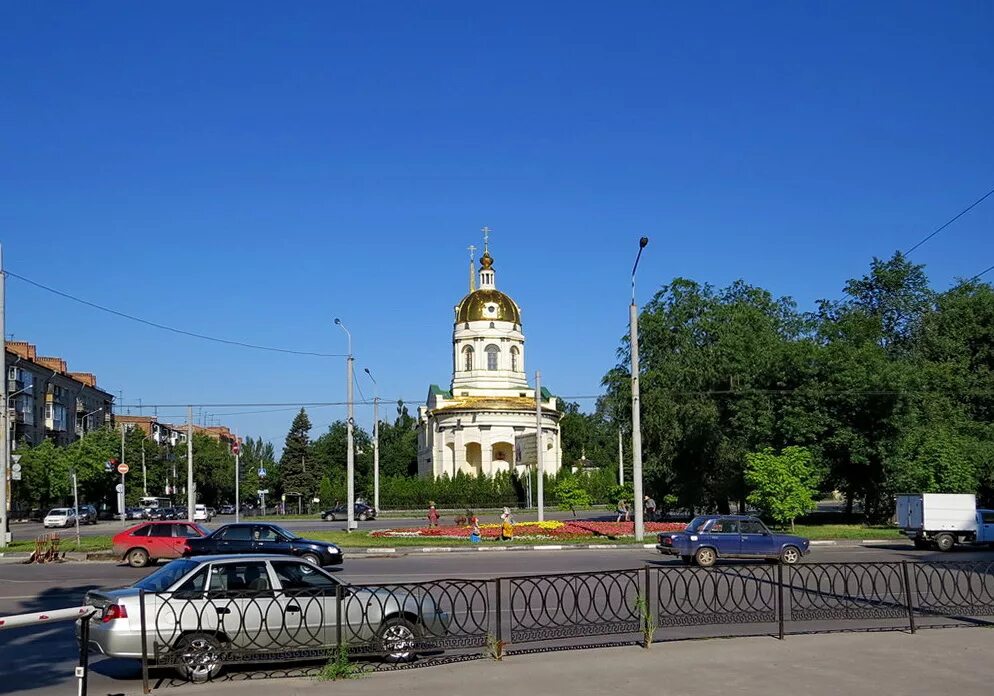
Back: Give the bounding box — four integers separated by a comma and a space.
481, 225, 491, 253
468, 244, 476, 263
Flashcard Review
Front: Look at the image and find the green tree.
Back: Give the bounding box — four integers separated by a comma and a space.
376, 401, 419, 478
239, 436, 277, 507
310, 420, 372, 495
554, 475, 593, 515
745, 446, 820, 529
279, 409, 318, 501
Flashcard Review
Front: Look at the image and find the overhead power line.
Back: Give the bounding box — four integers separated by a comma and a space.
7, 270, 346, 358
905, 185, 994, 255
969, 264, 994, 282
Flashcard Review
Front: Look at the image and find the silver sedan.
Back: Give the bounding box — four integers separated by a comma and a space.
77, 554, 449, 680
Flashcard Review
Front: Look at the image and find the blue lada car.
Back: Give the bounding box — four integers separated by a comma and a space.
657, 515, 810, 567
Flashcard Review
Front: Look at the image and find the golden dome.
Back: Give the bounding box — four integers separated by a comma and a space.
455, 289, 522, 324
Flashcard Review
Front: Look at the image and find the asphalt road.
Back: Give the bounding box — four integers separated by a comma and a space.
3, 543, 993, 696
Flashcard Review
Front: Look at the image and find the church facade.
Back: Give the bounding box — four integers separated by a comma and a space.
417, 238, 563, 479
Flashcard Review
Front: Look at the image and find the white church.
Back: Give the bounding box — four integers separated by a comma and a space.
417, 232, 563, 479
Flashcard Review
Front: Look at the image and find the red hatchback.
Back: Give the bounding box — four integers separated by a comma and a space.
113, 521, 210, 568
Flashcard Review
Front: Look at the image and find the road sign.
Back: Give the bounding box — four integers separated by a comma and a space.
115, 483, 125, 494
117, 463, 129, 475
11, 463, 21, 474
11, 469, 21, 481
232, 442, 240, 455
257, 489, 269, 495
258, 468, 267, 478
10, 454, 21, 464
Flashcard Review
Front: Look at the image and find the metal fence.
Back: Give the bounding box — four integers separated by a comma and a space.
128, 560, 994, 690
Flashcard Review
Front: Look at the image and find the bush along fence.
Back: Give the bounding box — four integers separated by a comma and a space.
128, 560, 994, 690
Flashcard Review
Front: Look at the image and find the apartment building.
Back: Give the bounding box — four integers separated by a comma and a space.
5, 341, 114, 447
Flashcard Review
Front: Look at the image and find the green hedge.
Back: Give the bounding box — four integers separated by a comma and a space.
366, 467, 621, 510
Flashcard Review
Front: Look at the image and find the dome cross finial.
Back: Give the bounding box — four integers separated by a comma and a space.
481, 225, 491, 254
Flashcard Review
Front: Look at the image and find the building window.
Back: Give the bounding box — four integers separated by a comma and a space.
485, 344, 499, 371
510, 346, 520, 371
462, 345, 474, 371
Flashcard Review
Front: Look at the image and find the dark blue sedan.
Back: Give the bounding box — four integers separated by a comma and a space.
657, 515, 810, 567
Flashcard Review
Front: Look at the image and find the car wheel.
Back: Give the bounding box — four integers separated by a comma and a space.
175, 632, 224, 681
301, 552, 321, 566
780, 546, 802, 565
680, 555, 693, 565
378, 617, 420, 663
127, 548, 150, 568
322, 513, 330, 521
694, 547, 717, 568
358, 512, 368, 522
935, 533, 955, 552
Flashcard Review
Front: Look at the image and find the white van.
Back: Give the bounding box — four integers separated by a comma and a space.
193, 504, 211, 522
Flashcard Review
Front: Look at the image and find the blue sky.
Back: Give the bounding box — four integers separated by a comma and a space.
1, 2, 992, 449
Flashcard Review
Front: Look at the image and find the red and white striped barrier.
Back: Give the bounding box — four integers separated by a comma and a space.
0, 606, 91, 630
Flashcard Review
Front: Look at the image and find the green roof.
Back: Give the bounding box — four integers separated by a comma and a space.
428, 384, 452, 398
540, 386, 554, 400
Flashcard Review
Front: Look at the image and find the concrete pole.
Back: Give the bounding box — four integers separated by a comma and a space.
536, 370, 544, 522
0, 243, 7, 547
373, 396, 379, 513
120, 425, 126, 521
336, 319, 355, 532
187, 406, 194, 522
630, 236, 648, 542
234, 432, 240, 523
618, 427, 624, 486
72, 469, 80, 548
364, 368, 379, 514
141, 440, 147, 496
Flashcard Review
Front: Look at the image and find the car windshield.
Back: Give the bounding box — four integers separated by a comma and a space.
134, 559, 203, 592
270, 525, 299, 540
685, 517, 709, 533
48, 509, 70, 516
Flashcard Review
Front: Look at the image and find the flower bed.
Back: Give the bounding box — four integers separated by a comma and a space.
371, 520, 686, 540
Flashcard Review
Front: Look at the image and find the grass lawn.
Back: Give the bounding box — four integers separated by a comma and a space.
6, 535, 115, 553
788, 524, 903, 540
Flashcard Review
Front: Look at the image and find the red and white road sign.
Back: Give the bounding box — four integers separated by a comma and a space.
117, 463, 130, 475
232, 442, 240, 455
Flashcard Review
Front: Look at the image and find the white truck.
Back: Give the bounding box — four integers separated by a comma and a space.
896, 493, 994, 551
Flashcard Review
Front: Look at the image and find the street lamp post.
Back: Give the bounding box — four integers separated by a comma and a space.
630, 236, 649, 542
335, 318, 356, 532
363, 368, 380, 514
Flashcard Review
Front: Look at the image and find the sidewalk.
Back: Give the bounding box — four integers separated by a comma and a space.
165, 628, 994, 696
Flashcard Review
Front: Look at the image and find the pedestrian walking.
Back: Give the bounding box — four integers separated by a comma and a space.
427, 502, 440, 528
500, 506, 515, 541
644, 495, 657, 522
616, 499, 630, 523
469, 515, 481, 544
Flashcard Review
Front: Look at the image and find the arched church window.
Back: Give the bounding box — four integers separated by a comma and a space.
463, 345, 474, 371
510, 346, 520, 371
485, 344, 500, 371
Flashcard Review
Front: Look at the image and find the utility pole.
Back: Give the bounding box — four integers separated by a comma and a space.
71, 469, 81, 548
186, 405, 194, 522
536, 370, 544, 522
335, 318, 356, 532
618, 428, 624, 485
120, 425, 126, 521
630, 236, 649, 542
0, 242, 7, 548
141, 439, 147, 496
364, 368, 379, 514
234, 431, 240, 523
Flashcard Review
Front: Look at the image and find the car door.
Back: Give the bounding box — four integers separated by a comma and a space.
252, 525, 292, 556
170, 523, 205, 559
979, 511, 994, 544
216, 525, 255, 554
739, 519, 776, 557
147, 524, 176, 559
205, 560, 278, 649
706, 519, 741, 556
270, 559, 339, 648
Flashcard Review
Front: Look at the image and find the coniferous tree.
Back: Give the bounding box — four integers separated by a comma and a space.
279, 409, 317, 502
